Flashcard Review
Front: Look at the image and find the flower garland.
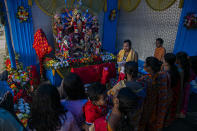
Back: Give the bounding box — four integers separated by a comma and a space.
184, 13, 197, 29
44, 53, 116, 70
16, 6, 29, 23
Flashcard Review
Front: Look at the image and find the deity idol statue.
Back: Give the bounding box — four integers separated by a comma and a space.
91, 16, 99, 35
84, 34, 91, 54
52, 7, 102, 57
94, 35, 102, 54
60, 35, 70, 58
53, 14, 64, 52
73, 12, 86, 37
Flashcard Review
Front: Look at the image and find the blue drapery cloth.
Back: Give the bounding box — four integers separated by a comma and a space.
102, 0, 118, 54
174, 0, 197, 56
1, 0, 16, 68
6, 0, 36, 67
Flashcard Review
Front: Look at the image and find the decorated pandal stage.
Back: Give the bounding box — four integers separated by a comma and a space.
42, 8, 117, 86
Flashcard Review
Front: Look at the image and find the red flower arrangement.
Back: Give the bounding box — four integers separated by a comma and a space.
33, 29, 52, 76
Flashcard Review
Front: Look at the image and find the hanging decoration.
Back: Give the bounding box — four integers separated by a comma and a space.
184, 13, 197, 29
109, 9, 117, 21
145, 0, 176, 11
16, 6, 29, 23
33, 29, 52, 76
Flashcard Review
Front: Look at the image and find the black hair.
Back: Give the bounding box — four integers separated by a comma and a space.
62, 72, 86, 100
156, 38, 164, 45
0, 92, 25, 129
116, 88, 140, 131
0, 92, 14, 114
190, 56, 197, 75
0, 70, 8, 81
145, 57, 162, 73
124, 40, 132, 47
29, 83, 66, 131
125, 62, 138, 78
164, 53, 180, 87
176, 52, 190, 83
87, 82, 106, 102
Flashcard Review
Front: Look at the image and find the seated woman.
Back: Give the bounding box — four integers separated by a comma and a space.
59, 72, 87, 127
28, 83, 80, 131
117, 40, 138, 74
0, 85, 24, 131
90, 88, 141, 131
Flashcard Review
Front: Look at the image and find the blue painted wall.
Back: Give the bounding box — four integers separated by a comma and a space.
6, 0, 36, 67
174, 0, 197, 56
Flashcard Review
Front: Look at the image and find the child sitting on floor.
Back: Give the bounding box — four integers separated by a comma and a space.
83, 83, 107, 126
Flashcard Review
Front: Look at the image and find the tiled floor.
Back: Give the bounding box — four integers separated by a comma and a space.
164, 93, 197, 131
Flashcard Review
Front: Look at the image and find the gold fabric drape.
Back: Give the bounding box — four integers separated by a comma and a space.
118, 0, 121, 10
28, 0, 33, 6
146, 0, 176, 11
104, 0, 107, 12
179, 0, 184, 8
34, 0, 180, 16
35, 0, 66, 16
120, 0, 141, 12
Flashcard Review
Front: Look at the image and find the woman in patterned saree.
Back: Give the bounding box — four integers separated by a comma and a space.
138, 57, 172, 131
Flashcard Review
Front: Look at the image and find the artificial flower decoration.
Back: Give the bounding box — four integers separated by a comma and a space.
4, 55, 39, 103
43, 53, 116, 70
15, 98, 30, 127
109, 9, 116, 21
33, 29, 52, 75
184, 13, 197, 29
16, 6, 29, 23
